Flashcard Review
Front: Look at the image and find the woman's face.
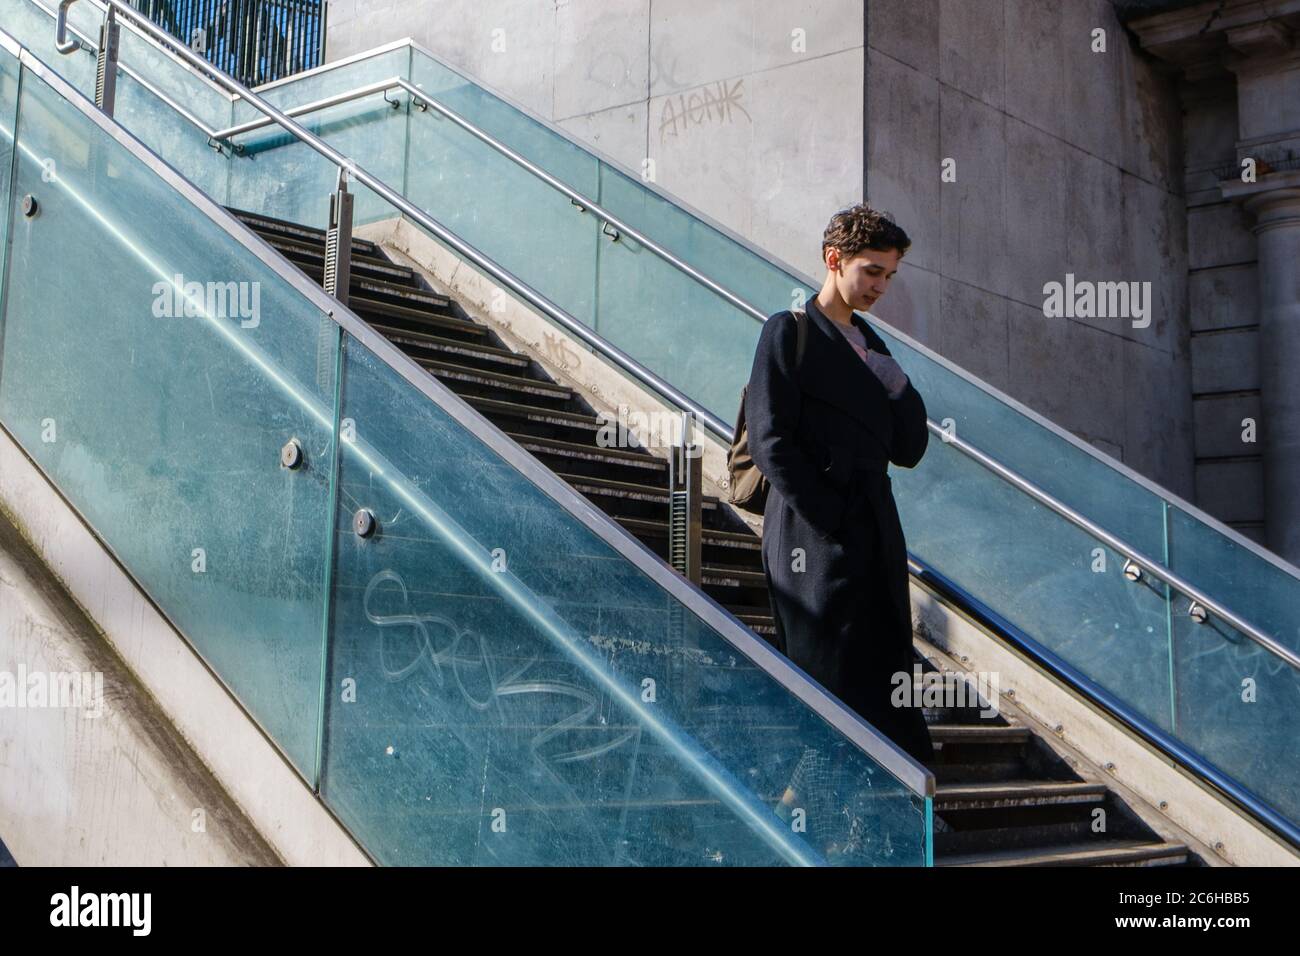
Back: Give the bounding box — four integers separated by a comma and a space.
832, 247, 902, 312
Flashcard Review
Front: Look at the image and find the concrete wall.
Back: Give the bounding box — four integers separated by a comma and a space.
0, 503, 280, 865
0, 426, 371, 866
325, 0, 865, 280
865, 0, 1195, 501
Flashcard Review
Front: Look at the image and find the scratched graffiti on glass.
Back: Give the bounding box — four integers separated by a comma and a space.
363, 566, 641, 768
318, 341, 927, 866
339, 563, 914, 866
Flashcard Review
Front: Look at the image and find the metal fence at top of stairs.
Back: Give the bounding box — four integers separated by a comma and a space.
124, 0, 325, 87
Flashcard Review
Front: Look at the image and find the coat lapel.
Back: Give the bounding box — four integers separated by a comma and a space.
800, 298, 891, 434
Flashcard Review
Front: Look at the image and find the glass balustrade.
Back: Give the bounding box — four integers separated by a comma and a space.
1, 0, 1296, 842
0, 29, 933, 866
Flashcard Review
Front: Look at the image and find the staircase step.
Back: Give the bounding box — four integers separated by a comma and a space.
929, 724, 1031, 746
372, 324, 531, 374
615, 515, 765, 569
934, 780, 1108, 812
229, 206, 379, 257
350, 297, 489, 341
462, 395, 605, 440
933, 814, 1100, 858
926, 723, 1035, 783
939, 839, 1190, 868
615, 515, 762, 552
731, 611, 777, 636
421, 359, 575, 409
700, 564, 768, 589
347, 275, 451, 311
505, 432, 669, 482
264, 236, 418, 283
350, 293, 484, 329
556, 472, 721, 518
920, 697, 1007, 726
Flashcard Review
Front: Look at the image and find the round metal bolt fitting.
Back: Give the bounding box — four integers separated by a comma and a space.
280, 437, 304, 469
353, 508, 377, 539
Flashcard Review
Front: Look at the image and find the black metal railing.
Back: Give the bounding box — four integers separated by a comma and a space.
124, 0, 325, 87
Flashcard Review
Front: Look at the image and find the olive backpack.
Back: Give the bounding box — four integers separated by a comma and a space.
727, 309, 808, 515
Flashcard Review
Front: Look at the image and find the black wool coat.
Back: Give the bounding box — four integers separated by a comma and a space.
743, 297, 934, 764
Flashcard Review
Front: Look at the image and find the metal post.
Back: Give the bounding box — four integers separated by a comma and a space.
666, 410, 703, 708
667, 410, 702, 584
318, 0, 328, 66
94, 5, 121, 115
323, 166, 353, 304
317, 166, 351, 394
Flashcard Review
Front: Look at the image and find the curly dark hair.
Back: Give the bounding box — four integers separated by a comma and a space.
821, 203, 911, 265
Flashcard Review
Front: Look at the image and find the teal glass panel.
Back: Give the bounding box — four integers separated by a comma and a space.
227, 47, 412, 228
1167, 508, 1300, 821
1169, 599, 1300, 821
894, 439, 1176, 732
0, 61, 336, 779
111, 45, 231, 201
0, 40, 19, 311
0, 0, 232, 199
405, 50, 599, 326
321, 335, 929, 865
404, 48, 598, 220
592, 166, 771, 420
1168, 504, 1300, 658
110, 21, 233, 200
875, 329, 1168, 557
0, 0, 98, 94
596, 160, 802, 313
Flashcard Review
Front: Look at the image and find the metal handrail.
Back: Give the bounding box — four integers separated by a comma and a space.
909, 555, 1300, 851
35, 0, 231, 95
54, 0, 81, 52
932, 424, 1300, 672
45, 0, 222, 134
394, 78, 766, 323
43, 1, 1299, 672
215, 72, 768, 324
213, 74, 769, 329
58, 0, 738, 438
211, 76, 405, 139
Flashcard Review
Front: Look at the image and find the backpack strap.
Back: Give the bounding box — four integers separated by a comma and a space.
792, 308, 809, 370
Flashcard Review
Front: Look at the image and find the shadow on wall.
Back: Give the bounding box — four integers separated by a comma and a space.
0, 835, 15, 866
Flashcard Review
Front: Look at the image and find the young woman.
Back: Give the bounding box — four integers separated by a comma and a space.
744, 203, 934, 766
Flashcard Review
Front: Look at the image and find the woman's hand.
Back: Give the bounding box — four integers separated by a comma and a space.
864, 349, 908, 398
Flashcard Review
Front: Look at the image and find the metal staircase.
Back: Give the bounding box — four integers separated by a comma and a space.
226, 205, 1202, 867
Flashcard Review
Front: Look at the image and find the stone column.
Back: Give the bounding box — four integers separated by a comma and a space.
1224, 173, 1300, 562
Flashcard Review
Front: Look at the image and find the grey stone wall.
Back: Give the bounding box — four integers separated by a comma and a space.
865, 0, 1196, 504
1123, 0, 1300, 555
1182, 73, 1263, 540
325, 0, 865, 280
